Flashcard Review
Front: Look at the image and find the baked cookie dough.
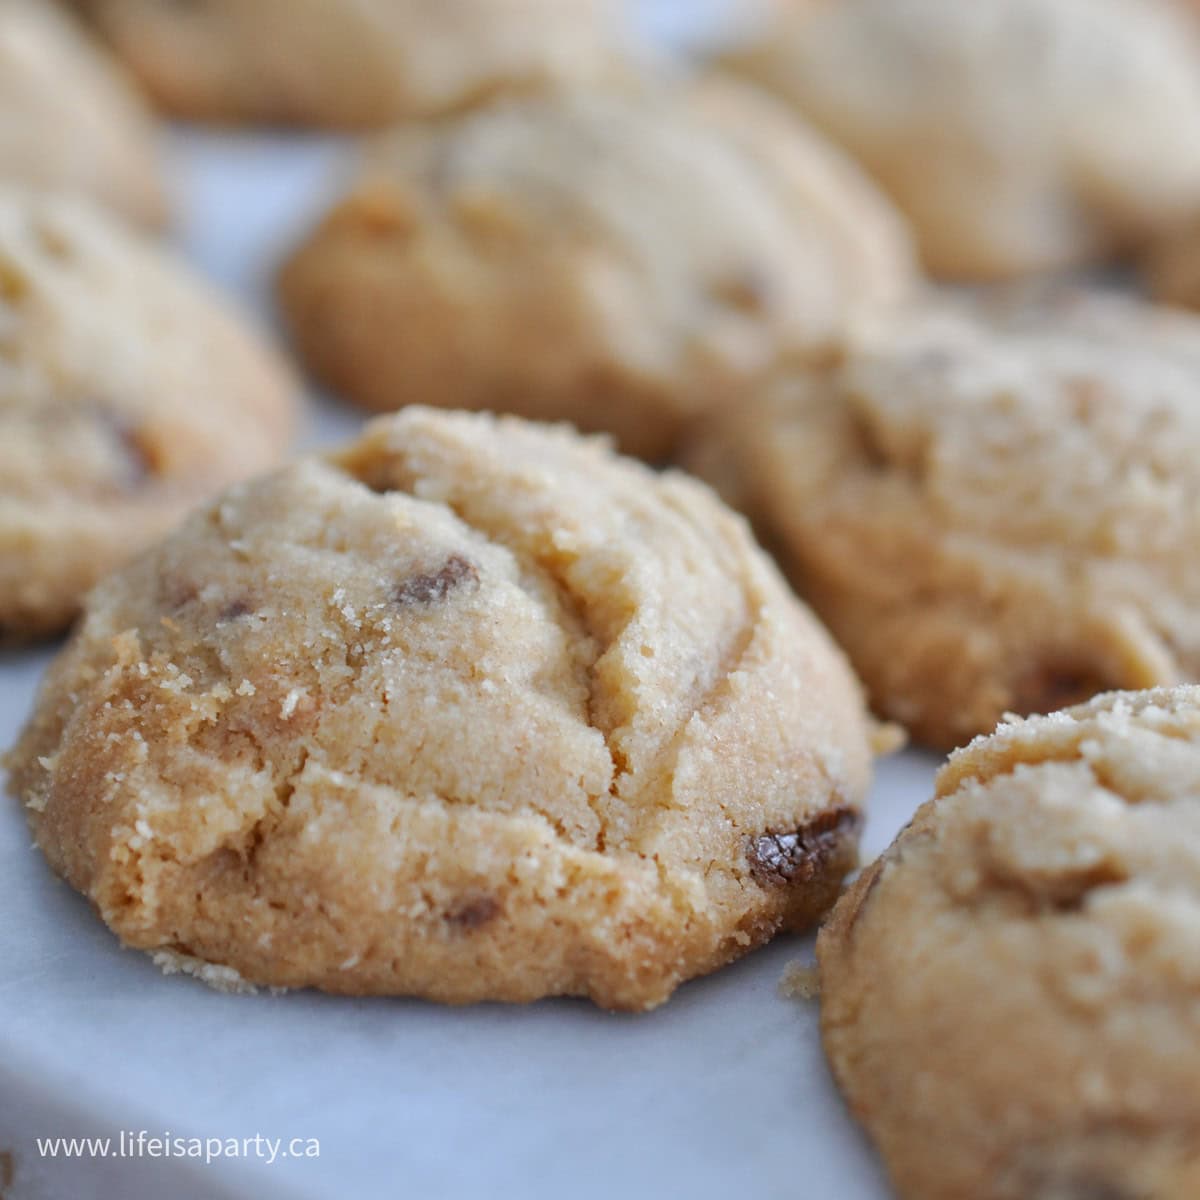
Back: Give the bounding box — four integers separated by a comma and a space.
67, 0, 625, 128
686, 288, 1200, 748
819, 687, 1200, 1200
1144, 218, 1200, 311
277, 81, 915, 461
0, 190, 297, 640
723, 0, 1200, 279
5, 408, 876, 1010
0, 0, 165, 227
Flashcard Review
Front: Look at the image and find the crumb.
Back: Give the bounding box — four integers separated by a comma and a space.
871, 720, 907, 756
151, 949, 258, 995
779, 961, 821, 1001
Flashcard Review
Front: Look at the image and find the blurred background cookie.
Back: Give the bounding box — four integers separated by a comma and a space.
0, 191, 297, 640
1144, 216, 1200, 311
277, 80, 916, 461
722, 0, 1200, 279
6, 407, 876, 1010
66, 0, 629, 128
686, 288, 1200, 748
819, 687, 1200, 1200
0, 0, 166, 227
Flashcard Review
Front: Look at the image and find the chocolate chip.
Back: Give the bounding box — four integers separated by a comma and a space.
710, 265, 772, 315
1012, 661, 1110, 718
394, 555, 479, 605
0, 1149, 13, 1192
218, 599, 253, 623
162, 578, 199, 611
446, 895, 500, 931
748, 805, 861, 888
98, 411, 155, 490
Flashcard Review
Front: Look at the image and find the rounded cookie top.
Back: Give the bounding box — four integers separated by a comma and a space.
277, 80, 915, 461
68, 0, 626, 128
819, 687, 1200, 1200
6, 408, 875, 1010
724, 0, 1200, 279
687, 288, 1200, 748
1144, 216, 1200, 312
0, 0, 166, 227
0, 190, 297, 639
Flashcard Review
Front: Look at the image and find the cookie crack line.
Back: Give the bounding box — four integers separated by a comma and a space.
424, 488, 779, 858
334, 456, 632, 832
628, 604, 761, 847
334, 450, 788, 862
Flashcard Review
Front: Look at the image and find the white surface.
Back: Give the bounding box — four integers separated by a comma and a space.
0, 609, 935, 1200
1, 12, 940, 1195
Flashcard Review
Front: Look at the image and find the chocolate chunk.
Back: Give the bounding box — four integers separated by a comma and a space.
748, 805, 861, 888
217, 598, 253, 623
1013, 661, 1109, 718
162, 578, 199, 612
446, 895, 500, 931
710, 265, 772, 315
96, 411, 155, 490
395, 555, 479, 605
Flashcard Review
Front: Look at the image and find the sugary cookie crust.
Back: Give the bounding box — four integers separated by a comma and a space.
819, 686, 1200, 1200
6, 408, 874, 1010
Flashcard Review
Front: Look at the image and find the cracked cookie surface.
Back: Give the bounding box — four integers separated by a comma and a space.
0, 190, 297, 639
5, 407, 875, 1010
277, 80, 915, 461
818, 687, 1200, 1200
67, 0, 625, 128
724, 0, 1200, 279
687, 288, 1200, 748
0, 0, 166, 228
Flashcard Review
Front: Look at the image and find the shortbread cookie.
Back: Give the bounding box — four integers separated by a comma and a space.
819, 687, 1200, 1200
68, 0, 625, 128
5, 408, 875, 1010
686, 289, 1200, 748
277, 81, 915, 461
724, 0, 1200, 279
0, 0, 165, 227
0, 190, 297, 640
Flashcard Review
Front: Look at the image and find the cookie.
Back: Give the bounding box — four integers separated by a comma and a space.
0, 0, 166, 227
819, 687, 1200, 1200
277, 80, 915, 461
723, 0, 1200, 279
1144, 218, 1200, 311
0, 190, 297, 640
5, 407, 877, 1010
67, 0, 625, 129
685, 288, 1200, 749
